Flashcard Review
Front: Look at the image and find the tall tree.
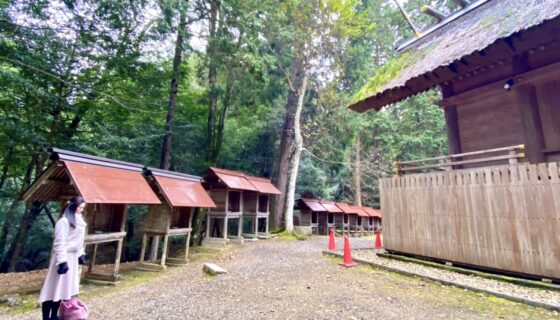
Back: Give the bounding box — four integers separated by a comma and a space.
160, 0, 189, 170
271, 0, 373, 231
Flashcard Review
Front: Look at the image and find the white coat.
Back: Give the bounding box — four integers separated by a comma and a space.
39, 214, 87, 303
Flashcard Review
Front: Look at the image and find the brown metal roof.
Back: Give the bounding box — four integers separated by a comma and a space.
350, 0, 560, 112
246, 176, 282, 195
363, 207, 382, 218
208, 167, 258, 192
350, 206, 369, 217
152, 175, 216, 208
300, 198, 327, 212
319, 200, 343, 213
64, 161, 160, 204
335, 202, 354, 214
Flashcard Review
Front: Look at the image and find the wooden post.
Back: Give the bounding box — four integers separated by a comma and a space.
509, 148, 519, 164
88, 243, 98, 273
516, 84, 546, 163
223, 216, 228, 240
444, 106, 462, 155
114, 239, 123, 277
185, 208, 193, 261
238, 191, 244, 238
253, 214, 259, 236
160, 235, 169, 267
265, 216, 269, 234
441, 84, 462, 169
185, 232, 191, 261
205, 214, 210, 238
139, 234, 148, 263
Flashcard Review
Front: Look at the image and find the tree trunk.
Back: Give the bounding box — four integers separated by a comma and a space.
151, 0, 188, 261
284, 72, 308, 232
353, 134, 362, 206
0, 158, 34, 258
0, 201, 43, 272
160, 0, 187, 170
205, 0, 220, 164
209, 71, 233, 164
272, 51, 306, 230
0, 144, 14, 193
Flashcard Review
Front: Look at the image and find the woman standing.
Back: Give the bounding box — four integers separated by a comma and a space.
39, 196, 88, 320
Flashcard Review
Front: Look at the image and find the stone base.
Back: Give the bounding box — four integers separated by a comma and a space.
202, 237, 230, 248
257, 232, 272, 239
84, 272, 122, 282
242, 233, 259, 241
228, 236, 245, 244
136, 262, 166, 272
166, 257, 189, 266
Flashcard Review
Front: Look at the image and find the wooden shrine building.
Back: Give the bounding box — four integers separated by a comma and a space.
23, 148, 161, 282
334, 203, 353, 233
319, 200, 344, 234
295, 198, 327, 235
241, 175, 282, 240
202, 167, 281, 246
349, 206, 369, 236
139, 167, 216, 270
350, 0, 560, 280
363, 207, 382, 233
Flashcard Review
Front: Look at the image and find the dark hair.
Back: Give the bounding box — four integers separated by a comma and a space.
60, 196, 85, 229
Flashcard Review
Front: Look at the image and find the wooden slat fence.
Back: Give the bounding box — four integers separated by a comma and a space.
380, 162, 560, 279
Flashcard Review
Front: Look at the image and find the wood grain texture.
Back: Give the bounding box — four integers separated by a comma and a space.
380, 163, 560, 279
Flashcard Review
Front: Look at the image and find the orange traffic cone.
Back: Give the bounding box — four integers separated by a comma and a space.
339, 235, 357, 267
328, 228, 336, 251
374, 230, 382, 249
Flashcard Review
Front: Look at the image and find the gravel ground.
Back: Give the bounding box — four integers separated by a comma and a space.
2, 236, 559, 320
351, 249, 560, 307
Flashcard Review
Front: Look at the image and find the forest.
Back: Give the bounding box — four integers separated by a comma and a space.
0, 0, 452, 272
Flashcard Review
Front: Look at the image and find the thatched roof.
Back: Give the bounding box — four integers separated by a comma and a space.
350, 0, 560, 112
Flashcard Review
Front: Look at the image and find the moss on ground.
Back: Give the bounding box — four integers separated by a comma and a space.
275, 230, 307, 241
348, 262, 560, 319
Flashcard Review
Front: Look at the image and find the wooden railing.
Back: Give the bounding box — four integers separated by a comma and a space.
394, 144, 525, 175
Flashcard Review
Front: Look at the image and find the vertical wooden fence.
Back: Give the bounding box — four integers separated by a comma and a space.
380, 162, 560, 279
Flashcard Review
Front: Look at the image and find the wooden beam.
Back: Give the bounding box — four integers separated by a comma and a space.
84, 231, 127, 244
401, 153, 525, 172
399, 145, 524, 165
22, 162, 62, 202
515, 84, 546, 163
440, 59, 560, 107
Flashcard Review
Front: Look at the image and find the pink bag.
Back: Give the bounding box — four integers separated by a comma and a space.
60, 297, 89, 320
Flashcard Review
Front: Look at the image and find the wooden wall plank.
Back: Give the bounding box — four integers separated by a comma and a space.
380, 162, 560, 279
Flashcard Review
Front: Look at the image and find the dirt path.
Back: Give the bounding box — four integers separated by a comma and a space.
3, 237, 558, 319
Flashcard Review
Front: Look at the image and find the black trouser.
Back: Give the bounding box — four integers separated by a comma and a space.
41, 300, 61, 320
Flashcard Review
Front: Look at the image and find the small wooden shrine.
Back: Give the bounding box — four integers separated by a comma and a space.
23, 148, 160, 282
202, 167, 281, 246
241, 175, 281, 240
139, 167, 216, 270
319, 200, 344, 234
363, 207, 382, 233
295, 198, 327, 235
349, 206, 369, 235
334, 203, 353, 233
